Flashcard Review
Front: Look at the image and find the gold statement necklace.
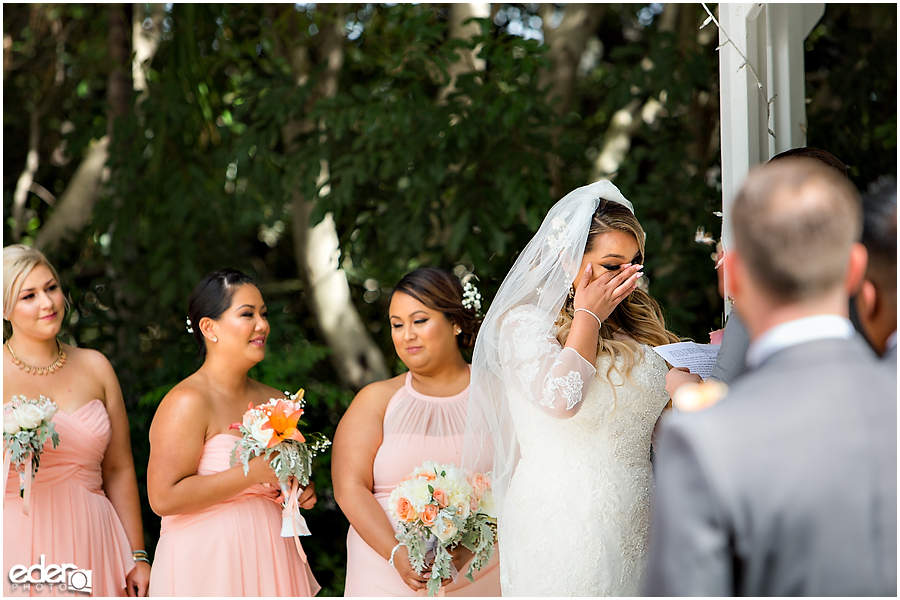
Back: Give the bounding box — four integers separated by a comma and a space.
6, 339, 67, 375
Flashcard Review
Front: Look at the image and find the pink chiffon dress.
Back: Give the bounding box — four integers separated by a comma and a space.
148, 433, 320, 597
4, 399, 135, 597
344, 372, 501, 597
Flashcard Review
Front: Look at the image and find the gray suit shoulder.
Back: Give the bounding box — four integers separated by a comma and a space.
651, 335, 896, 597
708, 312, 750, 384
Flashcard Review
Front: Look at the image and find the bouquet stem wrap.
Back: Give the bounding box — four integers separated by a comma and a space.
280, 479, 311, 563
2, 452, 33, 515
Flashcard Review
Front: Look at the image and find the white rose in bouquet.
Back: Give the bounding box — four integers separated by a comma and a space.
453, 498, 471, 520
3, 409, 21, 435
14, 404, 44, 430
248, 418, 275, 447
479, 489, 497, 519
433, 516, 459, 543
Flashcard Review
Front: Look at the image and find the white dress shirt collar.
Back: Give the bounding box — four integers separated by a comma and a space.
885, 330, 897, 354
746, 315, 856, 369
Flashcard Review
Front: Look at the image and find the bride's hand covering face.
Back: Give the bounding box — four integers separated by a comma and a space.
572, 229, 644, 324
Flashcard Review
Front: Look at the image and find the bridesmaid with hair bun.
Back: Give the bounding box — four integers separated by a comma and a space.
147, 269, 319, 596
3, 244, 150, 596
334, 267, 500, 596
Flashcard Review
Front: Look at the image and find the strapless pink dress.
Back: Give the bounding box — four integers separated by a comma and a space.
4, 399, 135, 597
149, 434, 320, 597
344, 372, 501, 596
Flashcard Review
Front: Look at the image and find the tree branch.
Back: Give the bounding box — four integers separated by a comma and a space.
11, 109, 41, 241
34, 137, 110, 252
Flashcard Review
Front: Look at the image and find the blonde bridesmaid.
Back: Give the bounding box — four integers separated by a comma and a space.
147, 269, 319, 596
3, 244, 150, 596
334, 268, 500, 596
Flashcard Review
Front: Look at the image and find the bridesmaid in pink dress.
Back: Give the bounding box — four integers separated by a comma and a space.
333, 268, 500, 596
147, 269, 319, 596
3, 245, 151, 596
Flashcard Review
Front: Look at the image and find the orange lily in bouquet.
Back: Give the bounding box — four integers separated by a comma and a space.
230, 390, 330, 559
262, 400, 306, 447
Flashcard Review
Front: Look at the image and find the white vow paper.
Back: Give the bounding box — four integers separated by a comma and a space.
653, 342, 721, 380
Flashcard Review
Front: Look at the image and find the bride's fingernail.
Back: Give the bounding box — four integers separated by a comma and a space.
635, 264, 644, 270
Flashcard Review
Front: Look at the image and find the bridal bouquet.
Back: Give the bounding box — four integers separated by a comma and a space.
229, 390, 331, 541
388, 461, 497, 596
3, 396, 60, 514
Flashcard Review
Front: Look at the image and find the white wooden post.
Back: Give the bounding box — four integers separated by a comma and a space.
766, 3, 826, 154
718, 3, 767, 310
717, 3, 824, 311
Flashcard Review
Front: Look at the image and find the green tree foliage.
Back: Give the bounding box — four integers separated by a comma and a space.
3, 4, 896, 595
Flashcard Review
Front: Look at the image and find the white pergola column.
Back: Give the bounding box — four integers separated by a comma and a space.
717, 2, 824, 310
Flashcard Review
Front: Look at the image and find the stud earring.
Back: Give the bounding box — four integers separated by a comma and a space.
454, 326, 461, 335
211, 336, 218, 343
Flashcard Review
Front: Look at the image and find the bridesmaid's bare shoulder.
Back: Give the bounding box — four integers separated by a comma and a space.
333, 374, 405, 429
352, 373, 406, 411
151, 374, 214, 436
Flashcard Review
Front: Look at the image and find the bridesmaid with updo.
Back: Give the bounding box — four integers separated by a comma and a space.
3, 244, 150, 596
147, 268, 319, 596
333, 267, 500, 596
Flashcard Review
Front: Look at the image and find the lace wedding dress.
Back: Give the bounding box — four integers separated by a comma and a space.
498, 306, 669, 596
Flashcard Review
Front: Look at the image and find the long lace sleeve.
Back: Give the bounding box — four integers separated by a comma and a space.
499, 306, 597, 418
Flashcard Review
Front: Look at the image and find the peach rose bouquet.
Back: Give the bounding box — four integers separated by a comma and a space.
3, 395, 60, 515
388, 461, 497, 596
229, 389, 330, 541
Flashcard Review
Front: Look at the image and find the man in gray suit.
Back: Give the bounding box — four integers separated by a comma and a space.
853, 176, 897, 366
645, 159, 897, 596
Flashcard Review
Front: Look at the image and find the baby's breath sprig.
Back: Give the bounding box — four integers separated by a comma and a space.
462, 281, 482, 316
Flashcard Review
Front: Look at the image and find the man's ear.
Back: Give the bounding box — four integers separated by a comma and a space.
723, 250, 743, 304
857, 279, 878, 321
845, 242, 868, 296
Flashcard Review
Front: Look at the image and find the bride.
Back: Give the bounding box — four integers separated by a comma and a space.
463, 181, 679, 596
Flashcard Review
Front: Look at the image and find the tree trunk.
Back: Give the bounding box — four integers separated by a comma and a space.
106, 4, 131, 134
538, 4, 605, 118
438, 3, 490, 104
11, 109, 41, 242
281, 6, 389, 390
538, 4, 605, 195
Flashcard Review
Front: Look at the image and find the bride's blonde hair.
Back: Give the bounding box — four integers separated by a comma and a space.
555, 199, 679, 384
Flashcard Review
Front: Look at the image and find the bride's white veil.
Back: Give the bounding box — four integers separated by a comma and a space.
462, 180, 634, 520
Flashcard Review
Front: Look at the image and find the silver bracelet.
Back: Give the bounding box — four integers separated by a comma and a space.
574, 308, 602, 327
388, 542, 404, 568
